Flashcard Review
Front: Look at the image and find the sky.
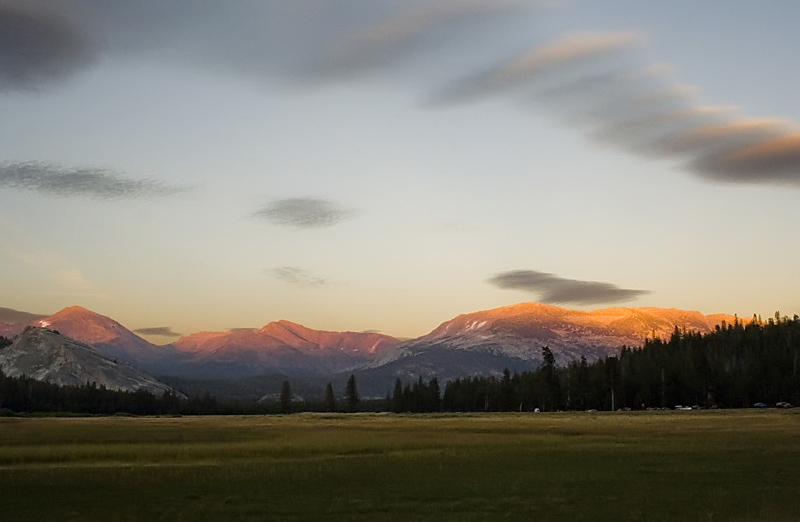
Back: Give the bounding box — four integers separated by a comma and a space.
1, 0, 799, 343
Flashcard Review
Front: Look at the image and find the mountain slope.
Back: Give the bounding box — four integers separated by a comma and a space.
365, 303, 739, 384
30, 306, 173, 367
166, 320, 400, 378
0, 326, 175, 396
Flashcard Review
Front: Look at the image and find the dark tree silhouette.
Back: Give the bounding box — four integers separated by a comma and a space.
324, 382, 336, 412
345, 374, 360, 412
279, 380, 292, 414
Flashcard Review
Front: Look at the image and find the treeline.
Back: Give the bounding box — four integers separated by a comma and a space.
0, 370, 385, 416
0, 373, 186, 415
441, 314, 800, 412
390, 376, 442, 413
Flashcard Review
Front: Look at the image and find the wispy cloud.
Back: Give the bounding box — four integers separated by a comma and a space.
0, 306, 48, 324
52, 268, 108, 298
428, 31, 644, 104
688, 132, 800, 185
0, 1, 95, 91
269, 266, 327, 286
254, 198, 354, 229
0, 162, 189, 199
488, 269, 649, 305
427, 27, 800, 186
314, 0, 534, 80
133, 326, 183, 338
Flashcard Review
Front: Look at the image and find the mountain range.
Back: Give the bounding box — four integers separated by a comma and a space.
166, 320, 399, 378
0, 303, 739, 397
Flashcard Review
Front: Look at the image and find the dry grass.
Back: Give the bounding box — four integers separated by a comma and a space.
1, 410, 799, 521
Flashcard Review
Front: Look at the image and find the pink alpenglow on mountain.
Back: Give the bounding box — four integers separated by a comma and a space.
173, 320, 398, 355
424, 303, 736, 345
0, 303, 742, 382
168, 320, 400, 377
367, 303, 741, 378
30, 306, 167, 366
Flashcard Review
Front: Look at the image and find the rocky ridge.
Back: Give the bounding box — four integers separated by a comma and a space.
0, 326, 176, 396
365, 303, 740, 382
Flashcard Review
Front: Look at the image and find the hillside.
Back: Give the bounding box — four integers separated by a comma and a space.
0, 326, 175, 396
165, 320, 400, 378
364, 303, 739, 386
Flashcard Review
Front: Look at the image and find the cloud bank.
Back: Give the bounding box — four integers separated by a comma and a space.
133, 326, 183, 338
0, 162, 189, 199
255, 198, 354, 229
0, 0, 95, 91
488, 269, 649, 305
9, 2, 800, 187
270, 267, 327, 286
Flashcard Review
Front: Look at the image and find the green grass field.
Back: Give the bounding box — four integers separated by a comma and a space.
1, 410, 799, 521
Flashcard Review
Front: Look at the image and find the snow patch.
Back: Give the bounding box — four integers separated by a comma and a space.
465, 320, 488, 331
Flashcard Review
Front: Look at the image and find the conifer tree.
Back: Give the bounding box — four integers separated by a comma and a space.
345, 374, 360, 412
392, 378, 404, 413
324, 382, 336, 412
429, 376, 441, 412
280, 380, 292, 414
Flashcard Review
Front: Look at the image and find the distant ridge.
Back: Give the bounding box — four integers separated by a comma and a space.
166, 320, 401, 378
0, 306, 48, 325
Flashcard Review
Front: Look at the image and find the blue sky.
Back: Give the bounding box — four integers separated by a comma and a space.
1, 1, 799, 341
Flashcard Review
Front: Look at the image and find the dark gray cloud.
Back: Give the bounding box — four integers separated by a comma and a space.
488, 270, 649, 305
0, 306, 48, 324
255, 198, 354, 229
270, 267, 327, 286
0, 1, 96, 90
0, 162, 189, 199
687, 133, 800, 185
133, 326, 183, 338
71, 1, 539, 87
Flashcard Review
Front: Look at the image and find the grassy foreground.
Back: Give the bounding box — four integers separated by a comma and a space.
1, 411, 799, 521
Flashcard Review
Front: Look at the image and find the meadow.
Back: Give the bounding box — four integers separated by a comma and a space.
1, 410, 799, 521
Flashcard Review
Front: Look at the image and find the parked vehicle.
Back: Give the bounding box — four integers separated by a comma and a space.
754, 402, 767, 409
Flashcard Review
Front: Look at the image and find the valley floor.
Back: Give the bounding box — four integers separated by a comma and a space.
1, 410, 799, 521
